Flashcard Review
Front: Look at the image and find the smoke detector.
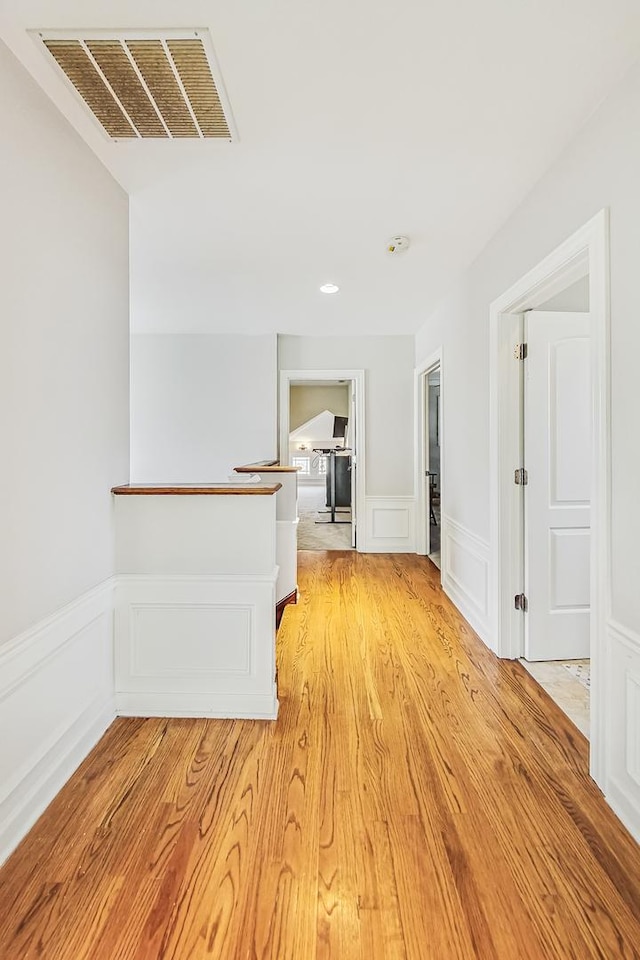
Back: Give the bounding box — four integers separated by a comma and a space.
387, 236, 410, 254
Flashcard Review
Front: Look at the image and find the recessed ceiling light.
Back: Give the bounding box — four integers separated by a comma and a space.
320, 283, 339, 294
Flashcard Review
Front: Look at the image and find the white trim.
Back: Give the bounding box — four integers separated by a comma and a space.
602, 619, 640, 843
0, 701, 114, 868
0, 580, 116, 867
0, 576, 115, 661
115, 690, 278, 720
605, 784, 640, 847
608, 618, 640, 653
279, 369, 365, 551
441, 515, 490, 643
116, 570, 279, 585
489, 209, 610, 789
362, 496, 416, 553
414, 347, 444, 562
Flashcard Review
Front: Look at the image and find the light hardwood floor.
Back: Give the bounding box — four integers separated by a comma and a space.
1, 552, 639, 959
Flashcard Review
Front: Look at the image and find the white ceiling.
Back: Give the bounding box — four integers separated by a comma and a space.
2, 0, 640, 335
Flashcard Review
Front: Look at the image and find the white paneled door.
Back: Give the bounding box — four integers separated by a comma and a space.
524, 312, 591, 661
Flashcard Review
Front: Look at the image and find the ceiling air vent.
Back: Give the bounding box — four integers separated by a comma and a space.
34, 30, 235, 141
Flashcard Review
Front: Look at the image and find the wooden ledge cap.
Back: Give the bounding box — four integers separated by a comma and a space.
234, 463, 300, 473
111, 483, 282, 496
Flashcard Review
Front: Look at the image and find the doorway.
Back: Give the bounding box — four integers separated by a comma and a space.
523, 308, 591, 662
427, 369, 442, 568
415, 349, 443, 573
279, 369, 365, 552
489, 210, 609, 785
518, 305, 592, 738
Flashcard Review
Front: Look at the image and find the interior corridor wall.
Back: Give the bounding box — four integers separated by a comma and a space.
415, 57, 640, 841
0, 40, 129, 862
130, 334, 277, 482
0, 39, 130, 641
415, 55, 640, 633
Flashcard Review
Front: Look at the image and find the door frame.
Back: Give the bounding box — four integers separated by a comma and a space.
415, 348, 444, 565
279, 368, 365, 551
489, 209, 610, 787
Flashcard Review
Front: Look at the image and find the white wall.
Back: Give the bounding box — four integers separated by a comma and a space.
0, 40, 129, 862
415, 57, 640, 839
130, 334, 277, 482
0, 46, 130, 642
416, 56, 640, 631
279, 335, 415, 497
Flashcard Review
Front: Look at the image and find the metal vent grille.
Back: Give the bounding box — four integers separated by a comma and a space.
37, 31, 233, 140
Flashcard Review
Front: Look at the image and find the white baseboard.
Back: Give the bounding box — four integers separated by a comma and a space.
362, 497, 416, 553
441, 515, 490, 643
115, 573, 279, 720
602, 618, 640, 844
0, 580, 116, 867
115, 689, 278, 719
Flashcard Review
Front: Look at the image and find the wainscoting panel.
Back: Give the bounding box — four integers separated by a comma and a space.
0, 581, 115, 866
115, 574, 279, 719
604, 619, 640, 843
441, 515, 490, 643
130, 604, 252, 677
363, 497, 416, 553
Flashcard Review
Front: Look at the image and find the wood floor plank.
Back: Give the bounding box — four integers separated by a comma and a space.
1, 553, 640, 959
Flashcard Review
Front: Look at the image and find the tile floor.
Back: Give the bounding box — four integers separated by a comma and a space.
519, 658, 590, 738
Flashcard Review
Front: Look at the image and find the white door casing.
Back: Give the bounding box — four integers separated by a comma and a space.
350, 381, 357, 548
524, 312, 591, 661
414, 348, 443, 560
279, 369, 365, 552
425, 375, 432, 556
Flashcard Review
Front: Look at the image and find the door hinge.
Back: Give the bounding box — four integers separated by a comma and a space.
514, 593, 528, 612
514, 343, 528, 361
514, 467, 528, 485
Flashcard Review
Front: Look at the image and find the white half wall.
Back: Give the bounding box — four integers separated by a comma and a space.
115, 575, 278, 720
0, 41, 129, 864
130, 334, 277, 483
113, 490, 280, 720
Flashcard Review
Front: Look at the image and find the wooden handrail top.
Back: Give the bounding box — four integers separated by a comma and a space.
111, 483, 282, 496
234, 462, 300, 473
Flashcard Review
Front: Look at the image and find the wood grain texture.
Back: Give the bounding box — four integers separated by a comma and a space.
1, 553, 639, 959
234, 464, 300, 473
111, 483, 281, 496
